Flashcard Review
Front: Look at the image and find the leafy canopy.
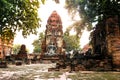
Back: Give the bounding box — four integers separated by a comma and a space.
0, 0, 45, 41
63, 31, 80, 51
12, 44, 21, 54
65, 0, 119, 37
32, 32, 45, 53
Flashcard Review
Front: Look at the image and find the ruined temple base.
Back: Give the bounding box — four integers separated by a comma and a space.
41, 54, 60, 63
0, 61, 7, 68
48, 58, 113, 72
15, 60, 22, 66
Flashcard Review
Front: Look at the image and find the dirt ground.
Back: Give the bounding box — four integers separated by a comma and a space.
0, 63, 120, 80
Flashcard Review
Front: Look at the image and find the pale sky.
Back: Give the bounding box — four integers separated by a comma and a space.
13, 0, 90, 53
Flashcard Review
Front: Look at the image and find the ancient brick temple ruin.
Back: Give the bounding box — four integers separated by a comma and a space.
0, 39, 13, 59
41, 11, 66, 60
91, 16, 120, 70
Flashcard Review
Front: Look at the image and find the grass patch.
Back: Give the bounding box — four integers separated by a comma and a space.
68, 72, 120, 80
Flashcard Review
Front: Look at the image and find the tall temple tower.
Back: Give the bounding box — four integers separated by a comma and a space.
41, 11, 65, 56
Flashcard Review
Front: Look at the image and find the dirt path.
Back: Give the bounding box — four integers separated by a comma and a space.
0, 64, 120, 80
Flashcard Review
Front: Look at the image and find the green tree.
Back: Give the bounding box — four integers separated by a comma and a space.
32, 32, 45, 53
12, 44, 21, 54
13, 44, 30, 54
0, 0, 45, 41
32, 40, 41, 53
65, 0, 119, 36
63, 31, 80, 51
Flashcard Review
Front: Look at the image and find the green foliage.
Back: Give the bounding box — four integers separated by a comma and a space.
63, 31, 80, 51
12, 44, 21, 54
97, 0, 119, 20
41, 0, 45, 4
32, 32, 45, 53
0, 0, 44, 41
66, 20, 87, 38
65, 0, 119, 36
0, 29, 15, 42
32, 39, 41, 53
66, 0, 119, 22
13, 44, 30, 54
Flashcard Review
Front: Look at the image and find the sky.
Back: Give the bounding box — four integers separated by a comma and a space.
13, 0, 90, 53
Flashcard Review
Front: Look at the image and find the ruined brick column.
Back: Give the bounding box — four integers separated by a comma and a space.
106, 16, 120, 69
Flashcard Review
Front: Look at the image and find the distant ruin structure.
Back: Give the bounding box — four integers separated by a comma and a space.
17, 44, 28, 62
41, 11, 65, 57
0, 39, 13, 59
